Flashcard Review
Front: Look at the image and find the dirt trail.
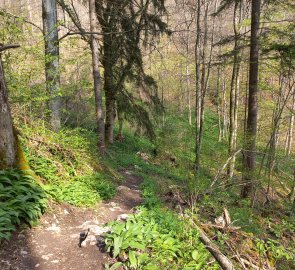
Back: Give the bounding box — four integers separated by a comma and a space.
0, 170, 142, 270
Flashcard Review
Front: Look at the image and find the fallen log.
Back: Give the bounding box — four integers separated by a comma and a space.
193, 221, 236, 270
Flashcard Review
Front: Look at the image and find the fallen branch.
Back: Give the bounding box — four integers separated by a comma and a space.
210, 149, 242, 188
191, 219, 236, 270
198, 227, 236, 270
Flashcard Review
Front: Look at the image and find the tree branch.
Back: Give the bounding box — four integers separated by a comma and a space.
0, 44, 20, 52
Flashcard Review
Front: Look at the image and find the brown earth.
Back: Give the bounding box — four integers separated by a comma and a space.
0, 170, 142, 270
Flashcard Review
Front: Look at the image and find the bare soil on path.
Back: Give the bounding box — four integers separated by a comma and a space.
0, 170, 142, 270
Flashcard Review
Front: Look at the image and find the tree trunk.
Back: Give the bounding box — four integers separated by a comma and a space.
104, 49, 115, 144
89, 0, 105, 155
0, 55, 17, 169
222, 66, 228, 139
286, 90, 295, 156
228, 1, 241, 178
194, 0, 201, 170
42, 0, 61, 132
241, 0, 261, 199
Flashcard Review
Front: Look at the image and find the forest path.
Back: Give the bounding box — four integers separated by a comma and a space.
0, 169, 143, 270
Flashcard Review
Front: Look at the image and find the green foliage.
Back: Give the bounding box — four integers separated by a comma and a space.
255, 238, 294, 264
105, 207, 217, 270
43, 173, 116, 207
0, 170, 47, 240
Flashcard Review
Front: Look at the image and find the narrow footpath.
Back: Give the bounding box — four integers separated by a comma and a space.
0, 170, 142, 270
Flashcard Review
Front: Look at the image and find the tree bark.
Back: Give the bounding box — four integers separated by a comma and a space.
89, 0, 105, 155
241, 0, 261, 198
42, 0, 61, 132
228, 1, 242, 178
0, 55, 17, 169
286, 89, 295, 156
194, 0, 201, 170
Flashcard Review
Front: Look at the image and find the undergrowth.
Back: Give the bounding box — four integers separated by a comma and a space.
0, 170, 47, 240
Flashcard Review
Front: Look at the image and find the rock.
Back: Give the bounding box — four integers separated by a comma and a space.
109, 202, 118, 207
35, 264, 40, 268
41, 254, 53, 260
117, 185, 130, 191
51, 260, 59, 264
117, 214, 129, 221
80, 225, 111, 247
20, 250, 28, 256
110, 206, 122, 212
88, 225, 111, 236
63, 209, 69, 215
46, 223, 61, 233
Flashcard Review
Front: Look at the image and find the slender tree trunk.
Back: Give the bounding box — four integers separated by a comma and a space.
89, 0, 105, 155
228, 1, 241, 178
42, 0, 61, 131
241, 0, 261, 199
195, 0, 201, 170
286, 90, 295, 156
0, 55, 17, 169
222, 66, 228, 139
104, 51, 115, 144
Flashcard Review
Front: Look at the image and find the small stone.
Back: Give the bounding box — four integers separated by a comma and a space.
20, 250, 28, 255
117, 186, 130, 191
35, 264, 40, 268
46, 223, 61, 233
117, 214, 129, 221
18, 234, 25, 239
41, 254, 53, 261
64, 209, 69, 215
109, 202, 117, 207
51, 260, 59, 264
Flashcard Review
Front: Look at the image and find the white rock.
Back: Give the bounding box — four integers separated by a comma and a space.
117, 186, 130, 191
88, 225, 111, 236
41, 254, 53, 260
117, 214, 129, 221
63, 209, 69, 215
109, 202, 117, 207
46, 223, 61, 233
20, 250, 28, 255
51, 260, 59, 264
35, 264, 40, 268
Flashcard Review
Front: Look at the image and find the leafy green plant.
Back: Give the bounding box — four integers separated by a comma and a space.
0, 170, 47, 240
43, 173, 116, 207
104, 207, 217, 270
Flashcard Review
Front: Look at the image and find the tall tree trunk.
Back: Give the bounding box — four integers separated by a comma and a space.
241, 0, 261, 199
42, 0, 61, 132
228, 1, 241, 178
286, 90, 295, 156
0, 55, 17, 169
89, 0, 105, 155
194, 0, 201, 170
104, 43, 116, 144
222, 66, 228, 139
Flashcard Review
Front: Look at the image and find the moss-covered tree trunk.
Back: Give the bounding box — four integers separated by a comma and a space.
0, 56, 17, 169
